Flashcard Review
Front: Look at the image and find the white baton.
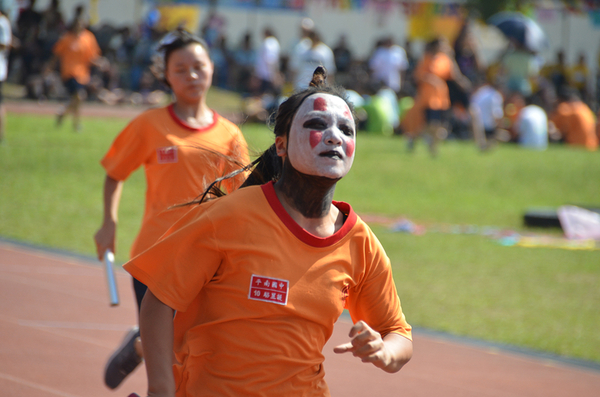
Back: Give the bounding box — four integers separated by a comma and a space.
103, 250, 119, 306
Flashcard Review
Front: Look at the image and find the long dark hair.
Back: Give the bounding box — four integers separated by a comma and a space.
187, 66, 355, 206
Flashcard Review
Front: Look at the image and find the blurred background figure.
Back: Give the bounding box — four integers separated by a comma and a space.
453, 20, 482, 86
15, 0, 41, 86
291, 29, 335, 91
540, 50, 569, 96
516, 94, 548, 150
0, 0, 11, 144
470, 76, 504, 149
569, 53, 590, 105
332, 34, 353, 88
232, 32, 256, 94
209, 34, 232, 90
254, 27, 281, 97
549, 86, 598, 151
368, 35, 408, 96
288, 17, 314, 91
500, 41, 540, 98
49, 15, 106, 132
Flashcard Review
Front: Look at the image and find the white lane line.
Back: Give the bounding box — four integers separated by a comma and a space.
18, 320, 130, 331
0, 372, 83, 397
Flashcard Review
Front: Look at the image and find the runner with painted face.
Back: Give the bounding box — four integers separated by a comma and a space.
129, 67, 413, 397
283, 93, 356, 180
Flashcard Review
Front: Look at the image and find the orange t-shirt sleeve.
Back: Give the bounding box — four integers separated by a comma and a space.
345, 230, 412, 341
124, 204, 223, 312
101, 117, 151, 181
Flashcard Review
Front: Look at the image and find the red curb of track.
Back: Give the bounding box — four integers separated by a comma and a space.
1, 240, 599, 397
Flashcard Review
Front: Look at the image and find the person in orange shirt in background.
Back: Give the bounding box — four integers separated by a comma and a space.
93, 29, 249, 390
549, 86, 598, 150
406, 37, 470, 156
126, 68, 413, 396
49, 16, 107, 131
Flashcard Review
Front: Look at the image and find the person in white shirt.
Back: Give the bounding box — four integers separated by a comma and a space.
0, 4, 12, 144
292, 30, 335, 91
288, 18, 314, 87
368, 36, 408, 95
517, 95, 548, 150
254, 27, 281, 96
470, 79, 504, 140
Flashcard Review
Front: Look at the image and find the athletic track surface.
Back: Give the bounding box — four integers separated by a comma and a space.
2, 100, 600, 396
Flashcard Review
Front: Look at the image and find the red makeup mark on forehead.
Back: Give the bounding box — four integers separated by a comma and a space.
309, 131, 322, 148
345, 139, 355, 157
313, 97, 327, 111
343, 105, 352, 120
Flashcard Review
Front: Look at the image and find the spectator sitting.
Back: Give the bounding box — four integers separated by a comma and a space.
549, 86, 598, 151
517, 94, 548, 150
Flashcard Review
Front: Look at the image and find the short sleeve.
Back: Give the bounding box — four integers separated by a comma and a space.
345, 231, 412, 341
100, 116, 152, 181
124, 204, 223, 312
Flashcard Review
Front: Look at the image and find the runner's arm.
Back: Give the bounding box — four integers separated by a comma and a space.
140, 289, 176, 397
93, 174, 123, 260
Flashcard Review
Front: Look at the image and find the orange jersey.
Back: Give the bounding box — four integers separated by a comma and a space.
550, 101, 598, 150
414, 52, 454, 82
414, 52, 453, 110
52, 29, 100, 84
124, 182, 411, 396
101, 105, 249, 257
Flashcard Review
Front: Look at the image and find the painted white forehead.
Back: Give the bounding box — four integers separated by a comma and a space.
297, 93, 352, 117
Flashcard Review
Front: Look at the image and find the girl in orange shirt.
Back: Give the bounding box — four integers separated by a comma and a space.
127, 68, 412, 396
94, 29, 249, 389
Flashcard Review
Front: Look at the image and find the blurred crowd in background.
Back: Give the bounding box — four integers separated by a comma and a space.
5, 0, 600, 152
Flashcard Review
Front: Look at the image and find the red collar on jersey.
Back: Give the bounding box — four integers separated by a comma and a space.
261, 181, 357, 247
167, 104, 219, 132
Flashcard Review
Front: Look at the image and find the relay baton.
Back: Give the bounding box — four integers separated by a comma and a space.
103, 250, 120, 306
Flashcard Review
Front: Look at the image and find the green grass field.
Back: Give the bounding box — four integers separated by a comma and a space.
1, 105, 599, 364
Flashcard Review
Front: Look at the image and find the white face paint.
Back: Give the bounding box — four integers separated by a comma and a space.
286, 94, 356, 179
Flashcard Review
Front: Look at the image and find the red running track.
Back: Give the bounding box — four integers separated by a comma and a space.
1, 241, 599, 397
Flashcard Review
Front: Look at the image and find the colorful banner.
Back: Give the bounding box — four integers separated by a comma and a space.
156, 4, 202, 32
152, 0, 305, 10
403, 2, 465, 41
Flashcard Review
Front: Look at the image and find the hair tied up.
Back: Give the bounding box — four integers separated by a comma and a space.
309, 66, 327, 88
